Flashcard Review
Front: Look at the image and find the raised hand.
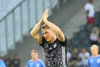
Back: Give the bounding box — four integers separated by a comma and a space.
42, 8, 49, 22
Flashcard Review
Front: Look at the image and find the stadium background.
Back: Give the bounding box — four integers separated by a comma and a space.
0, 0, 100, 67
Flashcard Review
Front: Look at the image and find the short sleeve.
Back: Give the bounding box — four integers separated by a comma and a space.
0, 60, 6, 67
85, 52, 90, 57
39, 37, 45, 48
79, 53, 82, 58
84, 4, 89, 11
58, 36, 67, 46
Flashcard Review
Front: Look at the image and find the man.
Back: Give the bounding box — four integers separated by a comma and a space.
0, 59, 6, 67
4, 54, 11, 67
84, 0, 95, 27
27, 50, 45, 67
11, 54, 20, 67
30, 8, 67, 67
79, 48, 90, 67
88, 45, 100, 67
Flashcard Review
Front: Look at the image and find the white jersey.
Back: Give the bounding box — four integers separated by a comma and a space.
84, 3, 95, 17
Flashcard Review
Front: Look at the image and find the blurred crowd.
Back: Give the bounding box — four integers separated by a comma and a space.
66, 0, 100, 66
67, 26, 100, 67
0, 54, 20, 67
67, 47, 90, 67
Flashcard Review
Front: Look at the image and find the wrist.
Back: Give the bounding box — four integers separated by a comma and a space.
44, 20, 48, 23
39, 18, 43, 24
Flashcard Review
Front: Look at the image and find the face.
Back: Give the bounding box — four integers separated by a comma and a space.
14, 56, 19, 60
93, 27, 97, 33
91, 47, 98, 55
5, 55, 10, 60
42, 29, 56, 42
73, 48, 78, 53
31, 52, 38, 59
91, 0, 94, 4
82, 48, 86, 53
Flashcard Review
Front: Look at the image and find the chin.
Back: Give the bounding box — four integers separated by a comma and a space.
46, 39, 51, 42
46, 39, 49, 42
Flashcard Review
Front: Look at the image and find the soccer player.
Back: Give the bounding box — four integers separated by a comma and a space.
30, 8, 67, 67
88, 45, 100, 67
0, 59, 6, 67
27, 50, 45, 67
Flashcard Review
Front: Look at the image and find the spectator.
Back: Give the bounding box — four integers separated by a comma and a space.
4, 54, 11, 67
76, 56, 82, 67
11, 54, 20, 67
79, 48, 90, 67
97, 37, 100, 46
84, 0, 95, 29
27, 50, 45, 67
90, 27, 99, 45
66, 47, 71, 67
67, 47, 71, 62
0, 59, 6, 67
69, 48, 79, 67
97, 31, 100, 46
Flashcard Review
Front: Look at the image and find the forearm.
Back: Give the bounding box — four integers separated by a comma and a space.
44, 20, 62, 34
44, 20, 65, 42
30, 19, 43, 35
85, 11, 88, 16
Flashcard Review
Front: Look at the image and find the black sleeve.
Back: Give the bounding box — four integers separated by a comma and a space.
59, 36, 67, 46
39, 37, 45, 48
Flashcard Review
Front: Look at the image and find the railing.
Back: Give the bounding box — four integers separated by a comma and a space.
0, 0, 59, 56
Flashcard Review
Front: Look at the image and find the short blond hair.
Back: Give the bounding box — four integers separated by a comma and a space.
41, 24, 50, 29
31, 50, 38, 53
90, 44, 99, 50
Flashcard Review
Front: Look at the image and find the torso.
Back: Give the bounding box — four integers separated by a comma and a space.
40, 37, 67, 67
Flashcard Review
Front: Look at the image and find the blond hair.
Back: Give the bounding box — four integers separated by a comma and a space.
90, 44, 99, 50
41, 24, 50, 29
31, 50, 38, 53
92, 27, 99, 35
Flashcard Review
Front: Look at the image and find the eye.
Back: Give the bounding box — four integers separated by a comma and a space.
45, 32, 48, 34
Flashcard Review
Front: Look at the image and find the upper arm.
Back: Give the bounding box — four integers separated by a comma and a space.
2, 61, 6, 67
41, 62, 45, 67
57, 31, 66, 42
30, 33, 42, 44
84, 5, 89, 15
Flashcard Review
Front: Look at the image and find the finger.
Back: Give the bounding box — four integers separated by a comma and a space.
47, 14, 49, 18
44, 8, 49, 15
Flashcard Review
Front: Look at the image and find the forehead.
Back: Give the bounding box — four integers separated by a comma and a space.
91, 47, 98, 50
42, 29, 51, 32
31, 52, 37, 54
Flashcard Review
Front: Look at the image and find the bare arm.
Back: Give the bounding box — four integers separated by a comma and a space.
30, 9, 49, 44
43, 9, 65, 42
85, 10, 88, 17
30, 19, 43, 44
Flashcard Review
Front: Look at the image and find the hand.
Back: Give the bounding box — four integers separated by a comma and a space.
42, 8, 49, 22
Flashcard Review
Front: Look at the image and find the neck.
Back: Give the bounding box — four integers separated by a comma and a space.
48, 36, 56, 44
93, 54, 98, 58
33, 58, 38, 62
